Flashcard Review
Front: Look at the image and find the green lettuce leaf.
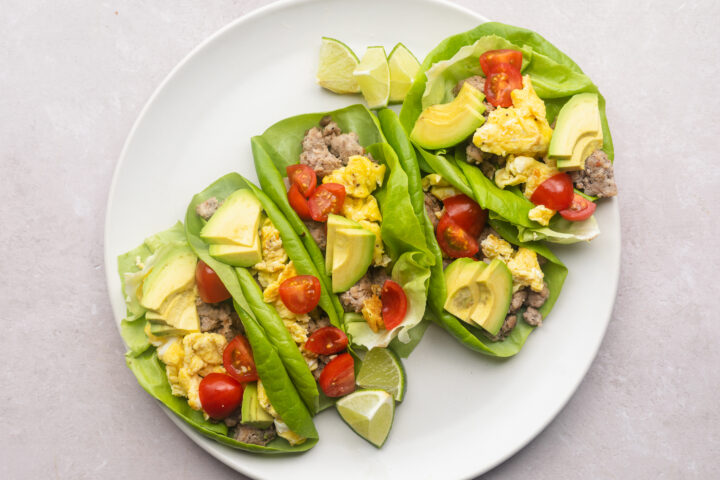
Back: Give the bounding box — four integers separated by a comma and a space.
185, 173, 325, 415
252, 105, 433, 358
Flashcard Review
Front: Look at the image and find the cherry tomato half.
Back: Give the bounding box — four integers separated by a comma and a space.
279, 275, 322, 314
288, 184, 312, 220
308, 183, 346, 222
479, 49, 523, 76
223, 335, 258, 383
436, 213, 479, 258
305, 326, 348, 355
318, 353, 356, 398
195, 260, 231, 303
484, 62, 523, 108
199, 373, 244, 420
443, 194, 487, 238
381, 280, 407, 331
287, 164, 317, 197
559, 193, 597, 221
530, 173, 574, 211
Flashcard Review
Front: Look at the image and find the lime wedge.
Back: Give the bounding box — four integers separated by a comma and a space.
388, 43, 421, 104
336, 389, 395, 447
317, 37, 360, 94
353, 46, 390, 109
356, 348, 406, 402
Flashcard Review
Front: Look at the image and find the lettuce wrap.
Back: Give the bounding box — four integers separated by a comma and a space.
118, 223, 318, 453
251, 104, 433, 357
399, 22, 611, 244
380, 109, 567, 357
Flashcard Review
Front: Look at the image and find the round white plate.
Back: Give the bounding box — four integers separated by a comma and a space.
105, 0, 620, 478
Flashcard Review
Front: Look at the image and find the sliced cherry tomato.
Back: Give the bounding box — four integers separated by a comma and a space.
198, 373, 243, 420
479, 49, 523, 75
381, 280, 407, 331
288, 184, 312, 220
195, 260, 231, 303
279, 275, 322, 314
318, 353, 356, 398
530, 173, 574, 211
223, 335, 258, 383
484, 62, 523, 108
436, 213, 479, 258
305, 326, 348, 355
308, 183, 346, 222
287, 164, 317, 197
443, 194, 487, 238
559, 193, 597, 221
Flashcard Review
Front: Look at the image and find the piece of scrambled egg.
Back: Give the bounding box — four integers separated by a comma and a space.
157, 332, 227, 411
421, 173, 461, 201
323, 155, 386, 198
472, 76, 553, 157
361, 292, 384, 332
261, 261, 312, 347
481, 235, 544, 293
342, 196, 382, 223
257, 380, 305, 446
253, 217, 288, 276
528, 205, 555, 226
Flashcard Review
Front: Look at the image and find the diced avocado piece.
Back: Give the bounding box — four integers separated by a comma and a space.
325, 213, 364, 275
331, 227, 375, 293
469, 259, 513, 336
241, 383, 274, 428
145, 289, 199, 331
548, 93, 603, 171
140, 247, 197, 311
410, 82, 487, 150
208, 233, 261, 267
443, 259, 487, 323
200, 189, 263, 246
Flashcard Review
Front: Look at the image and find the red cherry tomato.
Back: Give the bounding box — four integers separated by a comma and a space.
381, 280, 407, 331
559, 193, 597, 221
479, 49, 523, 75
436, 213, 479, 258
198, 373, 244, 420
279, 275, 322, 314
484, 62, 523, 108
288, 184, 312, 220
443, 194, 487, 238
308, 183, 346, 222
530, 173, 574, 211
223, 335, 258, 383
305, 326, 348, 355
287, 164, 317, 197
195, 260, 231, 303
318, 353, 356, 398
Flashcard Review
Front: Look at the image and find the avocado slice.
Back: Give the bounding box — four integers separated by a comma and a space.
148, 321, 195, 337
140, 247, 197, 311
410, 82, 486, 150
443, 259, 486, 323
145, 289, 199, 332
548, 93, 603, 171
241, 383, 274, 428
326, 213, 364, 275
331, 226, 375, 293
200, 189, 263, 246
469, 259, 513, 336
208, 234, 262, 267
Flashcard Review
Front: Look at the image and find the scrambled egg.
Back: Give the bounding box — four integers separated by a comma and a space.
481, 234, 514, 263
157, 333, 227, 411
421, 173, 461, 200
506, 248, 545, 292
361, 293, 384, 332
257, 380, 305, 446
472, 76, 553, 157
528, 205, 556, 226
494, 155, 558, 197
260, 261, 311, 344
323, 155, 386, 198
342, 196, 382, 223
253, 218, 288, 275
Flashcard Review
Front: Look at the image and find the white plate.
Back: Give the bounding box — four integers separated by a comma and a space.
104, 0, 620, 478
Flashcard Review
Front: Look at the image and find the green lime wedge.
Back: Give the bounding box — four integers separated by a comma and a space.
353, 46, 390, 109
336, 389, 395, 447
356, 348, 406, 402
317, 37, 360, 94
388, 43, 421, 104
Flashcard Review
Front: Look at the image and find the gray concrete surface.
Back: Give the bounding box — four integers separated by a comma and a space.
1, 0, 718, 478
